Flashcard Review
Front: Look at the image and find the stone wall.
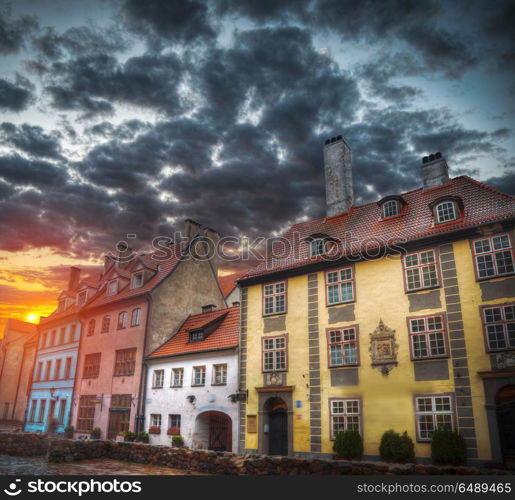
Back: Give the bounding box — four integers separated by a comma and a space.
0, 433, 510, 475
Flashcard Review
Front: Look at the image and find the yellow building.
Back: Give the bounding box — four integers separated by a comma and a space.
237, 137, 515, 465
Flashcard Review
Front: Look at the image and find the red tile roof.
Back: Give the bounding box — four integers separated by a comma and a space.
5, 318, 37, 334
40, 304, 81, 324
148, 306, 240, 359
241, 176, 515, 280
218, 271, 246, 298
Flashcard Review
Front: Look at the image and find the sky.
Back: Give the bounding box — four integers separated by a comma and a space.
0, 0, 514, 326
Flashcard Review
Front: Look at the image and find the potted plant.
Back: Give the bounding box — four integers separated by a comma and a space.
122, 430, 136, 442
148, 425, 161, 435
90, 427, 101, 440
171, 435, 184, 448
167, 426, 180, 436
64, 425, 74, 439
136, 431, 149, 443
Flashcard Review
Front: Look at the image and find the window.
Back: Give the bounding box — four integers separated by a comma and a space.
60, 327, 66, 345
29, 400, 37, 422
189, 330, 204, 342
404, 249, 439, 291
113, 348, 136, 376
57, 399, 67, 424
77, 290, 87, 306
382, 200, 400, 218
327, 327, 359, 367
435, 201, 458, 223
132, 272, 143, 289
69, 324, 76, 342
415, 395, 454, 441
40, 333, 47, 349
472, 234, 514, 279
87, 319, 95, 336
101, 315, 110, 334
262, 336, 287, 372
326, 267, 354, 305
45, 360, 52, 380
330, 399, 360, 439
263, 282, 286, 315
107, 280, 118, 296
213, 364, 227, 385
168, 414, 181, 432
49, 330, 56, 346
409, 314, 448, 359
171, 368, 183, 387
482, 304, 515, 351
152, 369, 164, 388
57, 299, 65, 312
150, 414, 162, 428
117, 311, 128, 330
37, 399, 47, 423
64, 357, 72, 379
111, 394, 132, 408
83, 353, 101, 379
54, 359, 62, 380
192, 366, 206, 386
310, 238, 325, 257
131, 308, 141, 327
35, 361, 43, 381
77, 395, 96, 431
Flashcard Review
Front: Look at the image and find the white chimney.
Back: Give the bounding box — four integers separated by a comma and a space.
421, 152, 449, 189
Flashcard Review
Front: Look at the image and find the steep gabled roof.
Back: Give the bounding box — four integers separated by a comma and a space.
5, 318, 37, 334
218, 270, 246, 298
148, 306, 239, 359
241, 176, 515, 281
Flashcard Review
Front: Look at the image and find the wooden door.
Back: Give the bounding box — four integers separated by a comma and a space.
208, 412, 232, 452
269, 409, 288, 456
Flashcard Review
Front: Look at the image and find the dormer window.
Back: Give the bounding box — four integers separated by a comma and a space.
131, 271, 144, 289
189, 330, 204, 342
430, 196, 462, 224
382, 200, 400, 218
310, 238, 325, 257
57, 299, 65, 312
107, 280, 118, 296
77, 290, 87, 306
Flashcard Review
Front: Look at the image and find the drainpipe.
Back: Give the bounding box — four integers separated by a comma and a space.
68, 316, 85, 431
135, 293, 152, 433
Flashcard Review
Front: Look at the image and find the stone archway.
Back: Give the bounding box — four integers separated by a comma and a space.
194, 411, 232, 452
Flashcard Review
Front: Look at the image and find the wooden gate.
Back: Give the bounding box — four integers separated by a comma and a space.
207, 411, 232, 452
108, 410, 130, 440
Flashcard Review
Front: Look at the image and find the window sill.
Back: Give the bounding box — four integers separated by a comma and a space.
326, 300, 355, 308
113, 374, 135, 377
328, 364, 359, 369
476, 271, 515, 282
191, 384, 205, 387
486, 347, 515, 354
262, 312, 287, 318
262, 369, 287, 373
170, 385, 183, 389
117, 327, 126, 331
152, 386, 163, 389
411, 356, 449, 362
212, 382, 227, 386
405, 284, 441, 294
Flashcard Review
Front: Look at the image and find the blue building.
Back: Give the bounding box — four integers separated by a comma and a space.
25, 268, 84, 434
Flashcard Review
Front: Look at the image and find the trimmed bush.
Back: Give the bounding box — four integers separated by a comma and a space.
379, 430, 415, 462
122, 431, 136, 442
431, 428, 467, 465
333, 429, 363, 459
171, 435, 184, 448
136, 432, 149, 443
398, 432, 415, 462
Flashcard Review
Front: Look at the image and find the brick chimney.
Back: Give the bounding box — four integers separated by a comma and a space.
324, 135, 354, 217
67, 267, 81, 293
421, 152, 449, 189
184, 219, 202, 243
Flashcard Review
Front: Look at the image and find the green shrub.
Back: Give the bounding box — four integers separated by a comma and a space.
398, 431, 415, 462
122, 431, 136, 442
172, 435, 184, 447
431, 428, 467, 465
64, 426, 74, 439
136, 431, 149, 443
379, 430, 415, 462
333, 429, 363, 459
90, 427, 101, 439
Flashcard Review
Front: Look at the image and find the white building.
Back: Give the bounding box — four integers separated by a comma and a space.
144, 305, 240, 452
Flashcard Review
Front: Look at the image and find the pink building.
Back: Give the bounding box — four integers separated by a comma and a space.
71, 221, 226, 439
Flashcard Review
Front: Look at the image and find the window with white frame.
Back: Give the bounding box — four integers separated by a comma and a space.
435, 201, 458, 223
482, 304, 515, 351
132, 271, 144, 289
262, 336, 287, 372
330, 399, 360, 439
409, 314, 448, 359
472, 234, 514, 279
192, 366, 206, 386
263, 282, 286, 315
328, 327, 358, 366
171, 368, 184, 387
107, 280, 118, 296
150, 414, 161, 427
326, 267, 354, 305
404, 249, 439, 291
382, 200, 400, 218
152, 369, 164, 388
131, 308, 141, 326
310, 238, 325, 257
415, 395, 454, 441
117, 311, 128, 329
213, 364, 227, 385
168, 414, 181, 432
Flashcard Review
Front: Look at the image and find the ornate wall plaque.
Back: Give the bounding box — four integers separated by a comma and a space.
369, 319, 398, 375
264, 372, 286, 387
496, 351, 515, 369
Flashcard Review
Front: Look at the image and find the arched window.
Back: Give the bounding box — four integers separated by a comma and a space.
118, 311, 128, 329
435, 201, 457, 223
101, 315, 110, 333
131, 308, 141, 327
87, 319, 95, 337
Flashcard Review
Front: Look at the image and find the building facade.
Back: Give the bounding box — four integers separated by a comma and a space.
71, 221, 227, 440
145, 305, 239, 451
238, 137, 515, 466
0, 319, 38, 426
25, 268, 83, 434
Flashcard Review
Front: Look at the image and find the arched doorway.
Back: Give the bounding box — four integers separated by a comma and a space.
265, 397, 288, 456
496, 385, 515, 468
194, 411, 232, 452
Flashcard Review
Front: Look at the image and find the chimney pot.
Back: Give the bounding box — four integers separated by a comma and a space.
232, 301, 240, 307
422, 156, 429, 163
201, 304, 216, 313
421, 152, 450, 189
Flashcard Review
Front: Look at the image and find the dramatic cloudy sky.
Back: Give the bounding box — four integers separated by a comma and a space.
0, 0, 514, 324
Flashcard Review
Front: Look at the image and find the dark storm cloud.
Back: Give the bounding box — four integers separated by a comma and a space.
0, 154, 68, 188
0, 77, 32, 111
486, 172, 515, 195
0, 2, 37, 54
120, 0, 215, 44
45, 52, 184, 116
0, 122, 63, 159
